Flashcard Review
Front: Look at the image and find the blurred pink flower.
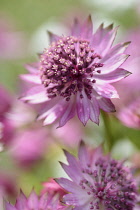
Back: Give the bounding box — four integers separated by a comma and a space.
114, 29, 140, 129
0, 15, 27, 59
20, 16, 130, 127
9, 127, 49, 167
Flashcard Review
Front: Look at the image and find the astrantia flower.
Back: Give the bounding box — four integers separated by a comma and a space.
5, 190, 71, 210
57, 142, 138, 210
20, 16, 131, 126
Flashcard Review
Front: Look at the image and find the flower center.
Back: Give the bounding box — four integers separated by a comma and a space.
39, 36, 103, 101
79, 158, 136, 210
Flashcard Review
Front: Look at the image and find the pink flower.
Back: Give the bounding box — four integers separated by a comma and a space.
57, 141, 138, 210
9, 127, 48, 167
20, 16, 130, 127
5, 190, 71, 210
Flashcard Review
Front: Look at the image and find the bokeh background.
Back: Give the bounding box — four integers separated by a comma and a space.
0, 0, 140, 205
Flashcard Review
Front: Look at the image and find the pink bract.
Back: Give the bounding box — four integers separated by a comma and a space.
20, 16, 131, 127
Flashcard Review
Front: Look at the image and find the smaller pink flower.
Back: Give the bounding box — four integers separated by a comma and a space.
5, 190, 72, 210
41, 178, 67, 198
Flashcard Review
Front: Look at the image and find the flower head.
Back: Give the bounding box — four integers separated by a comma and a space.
5, 190, 71, 210
21, 16, 131, 127
57, 142, 138, 210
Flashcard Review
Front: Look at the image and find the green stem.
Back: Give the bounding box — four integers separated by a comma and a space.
101, 111, 113, 153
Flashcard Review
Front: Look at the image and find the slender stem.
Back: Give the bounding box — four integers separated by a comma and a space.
101, 111, 113, 153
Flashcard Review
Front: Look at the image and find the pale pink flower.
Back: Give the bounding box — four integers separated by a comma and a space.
9, 127, 48, 167
20, 16, 130, 127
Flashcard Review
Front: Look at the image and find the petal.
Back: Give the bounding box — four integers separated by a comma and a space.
56, 178, 81, 194
97, 97, 116, 112
89, 97, 100, 124
91, 146, 103, 168
15, 192, 27, 209
100, 54, 129, 73
20, 85, 50, 103
93, 68, 131, 83
91, 23, 113, 49
60, 162, 82, 184
47, 31, 60, 43
42, 102, 65, 125
80, 15, 93, 39
5, 203, 17, 210
39, 193, 48, 209
27, 191, 39, 209
76, 92, 90, 125
93, 26, 118, 56
100, 26, 118, 56
71, 18, 81, 37
63, 193, 90, 207
102, 42, 130, 62
94, 83, 119, 98
63, 151, 82, 182
78, 141, 90, 169
20, 74, 41, 84
25, 63, 39, 74
59, 100, 75, 127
